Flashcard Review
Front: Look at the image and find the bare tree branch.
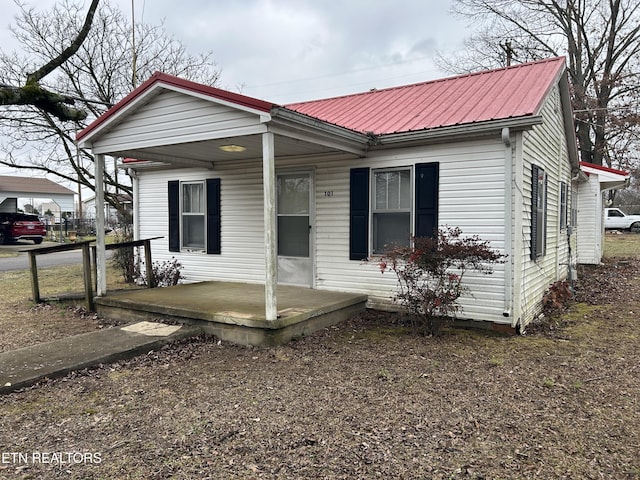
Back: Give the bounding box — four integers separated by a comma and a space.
0, 0, 100, 121
26, 0, 100, 83
444, 0, 640, 168
1, 0, 221, 215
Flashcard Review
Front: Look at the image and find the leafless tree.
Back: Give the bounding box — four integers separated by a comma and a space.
0, 0, 221, 214
439, 0, 640, 170
0, 0, 100, 122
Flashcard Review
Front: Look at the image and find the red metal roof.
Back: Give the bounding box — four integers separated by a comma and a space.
77, 72, 275, 142
78, 57, 567, 144
284, 57, 567, 135
579, 161, 629, 176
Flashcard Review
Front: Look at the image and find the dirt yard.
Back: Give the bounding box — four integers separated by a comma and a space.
0, 235, 639, 479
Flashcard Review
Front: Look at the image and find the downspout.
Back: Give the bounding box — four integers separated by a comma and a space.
555, 127, 563, 282
567, 169, 581, 289
502, 127, 513, 320
127, 168, 140, 242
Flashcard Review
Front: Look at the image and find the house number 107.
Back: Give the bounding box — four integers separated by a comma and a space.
324, 191, 334, 197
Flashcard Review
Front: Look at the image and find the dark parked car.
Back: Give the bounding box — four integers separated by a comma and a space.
0, 212, 46, 244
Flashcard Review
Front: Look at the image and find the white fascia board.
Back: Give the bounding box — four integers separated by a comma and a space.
268, 124, 365, 157
378, 116, 543, 146
580, 165, 630, 190
158, 83, 272, 121
91, 124, 268, 155
558, 70, 580, 171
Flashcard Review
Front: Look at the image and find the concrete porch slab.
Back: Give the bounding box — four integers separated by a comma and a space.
95, 282, 367, 346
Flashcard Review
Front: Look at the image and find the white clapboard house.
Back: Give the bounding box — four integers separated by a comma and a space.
576, 162, 629, 265
78, 57, 581, 333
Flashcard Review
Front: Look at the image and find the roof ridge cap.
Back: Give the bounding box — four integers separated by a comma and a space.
285, 56, 565, 107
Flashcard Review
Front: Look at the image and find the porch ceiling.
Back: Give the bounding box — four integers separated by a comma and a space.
107, 132, 359, 168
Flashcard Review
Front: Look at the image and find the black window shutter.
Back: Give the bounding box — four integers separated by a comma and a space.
530, 165, 539, 260
415, 162, 439, 238
206, 178, 221, 254
543, 172, 548, 257
168, 180, 180, 252
349, 168, 369, 260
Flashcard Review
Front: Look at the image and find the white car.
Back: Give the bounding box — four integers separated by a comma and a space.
604, 208, 640, 232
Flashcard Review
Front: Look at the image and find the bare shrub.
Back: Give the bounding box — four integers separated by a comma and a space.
378, 227, 504, 335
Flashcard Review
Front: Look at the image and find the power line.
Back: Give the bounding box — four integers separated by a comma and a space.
245, 54, 438, 90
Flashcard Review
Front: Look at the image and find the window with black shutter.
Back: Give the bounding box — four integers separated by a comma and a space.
349, 163, 439, 260
168, 179, 221, 254
531, 165, 547, 260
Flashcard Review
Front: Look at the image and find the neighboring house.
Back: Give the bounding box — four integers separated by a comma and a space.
83, 193, 133, 226
576, 162, 629, 265
0, 175, 75, 214
78, 57, 579, 332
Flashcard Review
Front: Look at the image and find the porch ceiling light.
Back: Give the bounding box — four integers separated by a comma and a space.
219, 144, 246, 153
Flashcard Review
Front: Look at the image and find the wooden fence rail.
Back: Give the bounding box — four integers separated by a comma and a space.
21, 237, 162, 311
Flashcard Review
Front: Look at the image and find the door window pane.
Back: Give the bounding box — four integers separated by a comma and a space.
278, 175, 309, 215
278, 216, 309, 257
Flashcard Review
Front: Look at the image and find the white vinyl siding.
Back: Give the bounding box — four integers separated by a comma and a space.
519, 85, 573, 327
136, 137, 509, 324
311, 139, 508, 323
92, 90, 265, 154
138, 162, 266, 284
576, 174, 603, 264
134, 87, 574, 329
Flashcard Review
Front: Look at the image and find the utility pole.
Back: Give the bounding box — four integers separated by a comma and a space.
500, 40, 516, 67
131, 0, 137, 88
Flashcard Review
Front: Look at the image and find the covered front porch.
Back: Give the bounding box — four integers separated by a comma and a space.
76, 72, 371, 338
95, 281, 367, 346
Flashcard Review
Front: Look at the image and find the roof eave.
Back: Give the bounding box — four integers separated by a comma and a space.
376, 116, 543, 146
270, 107, 370, 157
558, 69, 580, 172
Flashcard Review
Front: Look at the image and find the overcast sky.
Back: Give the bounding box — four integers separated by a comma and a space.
1, 0, 472, 182
2, 0, 472, 104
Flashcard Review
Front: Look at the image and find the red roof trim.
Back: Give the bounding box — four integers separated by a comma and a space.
579, 161, 629, 176
76, 72, 276, 142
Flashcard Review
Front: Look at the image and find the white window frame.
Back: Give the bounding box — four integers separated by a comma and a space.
371, 167, 413, 253
559, 181, 568, 230
181, 181, 206, 251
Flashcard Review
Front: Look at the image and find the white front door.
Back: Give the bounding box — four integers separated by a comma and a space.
277, 172, 313, 287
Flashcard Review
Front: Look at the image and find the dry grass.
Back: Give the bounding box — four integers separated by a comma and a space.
0, 236, 638, 479
0, 263, 135, 353
604, 231, 640, 257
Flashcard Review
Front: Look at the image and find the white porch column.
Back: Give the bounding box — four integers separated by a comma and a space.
95, 153, 107, 296
262, 132, 278, 321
